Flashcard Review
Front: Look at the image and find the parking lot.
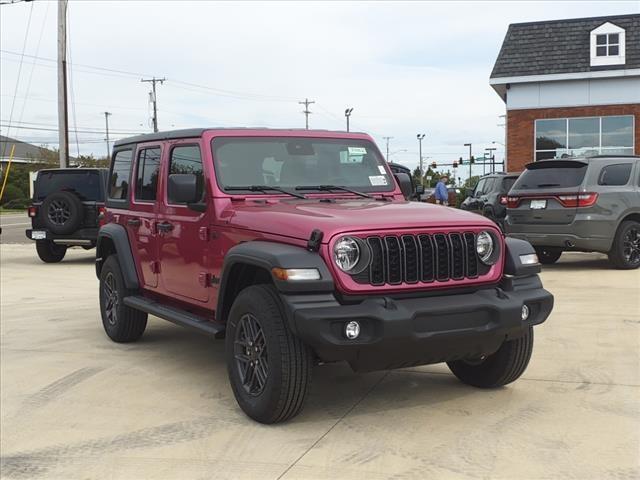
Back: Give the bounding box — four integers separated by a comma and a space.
0, 243, 638, 479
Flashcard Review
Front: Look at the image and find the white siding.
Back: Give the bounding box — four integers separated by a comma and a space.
506, 76, 640, 110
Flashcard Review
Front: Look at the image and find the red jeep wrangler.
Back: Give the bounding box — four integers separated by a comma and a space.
96, 129, 553, 423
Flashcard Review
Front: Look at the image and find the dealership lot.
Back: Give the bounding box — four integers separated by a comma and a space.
0, 244, 638, 479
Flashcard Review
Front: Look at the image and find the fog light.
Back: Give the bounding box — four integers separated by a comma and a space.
521, 304, 530, 321
345, 321, 360, 340
519, 253, 539, 265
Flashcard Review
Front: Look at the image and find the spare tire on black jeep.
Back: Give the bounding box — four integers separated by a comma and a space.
41, 191, 84, 235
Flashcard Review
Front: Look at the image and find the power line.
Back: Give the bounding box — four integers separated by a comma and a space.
0, 123, 148, 135
298, 98, 315, 129
2, 1, 34, 159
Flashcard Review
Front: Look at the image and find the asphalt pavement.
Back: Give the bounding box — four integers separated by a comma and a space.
0, 214, 30, 244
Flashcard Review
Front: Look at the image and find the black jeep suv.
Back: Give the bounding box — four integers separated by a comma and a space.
26, 168, 108, 263
461, 172, 520, 229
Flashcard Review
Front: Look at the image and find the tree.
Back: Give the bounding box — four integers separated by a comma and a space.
412, 167, 423, 186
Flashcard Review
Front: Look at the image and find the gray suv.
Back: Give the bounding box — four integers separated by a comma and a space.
505, 156, 640, 269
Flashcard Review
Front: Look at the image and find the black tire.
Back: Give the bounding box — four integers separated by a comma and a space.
99, 255, 147, 343
41, 191, 84, 235
226, 284, 313, 424
35, 240, 67, 263
608, 220, 640, 270
534, 247, 562, 265
447, 327, 534, 388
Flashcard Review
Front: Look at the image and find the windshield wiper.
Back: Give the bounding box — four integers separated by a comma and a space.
225, 185, 307, 199
295, 185, 372, 199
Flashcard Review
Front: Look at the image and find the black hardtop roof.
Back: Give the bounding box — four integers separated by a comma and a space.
37, 167, 109, 173
113, 127, 367, 148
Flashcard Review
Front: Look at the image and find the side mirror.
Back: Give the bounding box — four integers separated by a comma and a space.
414, 184, 425, 195
394, 173, 413, 199
168, 174, 199, 204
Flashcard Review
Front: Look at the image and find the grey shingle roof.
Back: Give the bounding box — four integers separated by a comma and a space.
491, 14, 640, 79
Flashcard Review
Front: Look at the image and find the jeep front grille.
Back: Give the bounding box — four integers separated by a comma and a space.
353, 232, 481, 286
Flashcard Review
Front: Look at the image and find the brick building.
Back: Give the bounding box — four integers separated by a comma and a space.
490, 14, 640, 172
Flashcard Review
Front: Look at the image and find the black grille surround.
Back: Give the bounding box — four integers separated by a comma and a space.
348, 231, 492, 287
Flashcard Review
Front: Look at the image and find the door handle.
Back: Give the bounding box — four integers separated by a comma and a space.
126, 218, 141, 227
157, 221, 174, 233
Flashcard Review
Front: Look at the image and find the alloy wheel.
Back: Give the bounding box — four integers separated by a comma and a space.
623, 226, 640, 265
47, 199, 71, 225
103, 272, 119, 326
234, 313, 269, 396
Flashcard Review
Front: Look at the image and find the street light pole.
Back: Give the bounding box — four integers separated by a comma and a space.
344, 108, 353, 132
464, 143, 472, 184
417, 133, 425, 183
485, 147, 497, 174
383, 136, 393, 162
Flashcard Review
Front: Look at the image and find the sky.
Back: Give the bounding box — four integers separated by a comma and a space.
1, 0, 638, 179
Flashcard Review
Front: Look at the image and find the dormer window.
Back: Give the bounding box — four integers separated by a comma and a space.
596, 33, 619, 56
591, 22, 625, 67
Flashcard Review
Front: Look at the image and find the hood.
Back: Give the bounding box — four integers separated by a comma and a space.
224, 198, 496, 241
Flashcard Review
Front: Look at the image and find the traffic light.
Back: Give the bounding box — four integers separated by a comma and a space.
431, 161, 437, 169
470, 155, 475, 164
452, 161, 458, 168
459, 156, 463, 165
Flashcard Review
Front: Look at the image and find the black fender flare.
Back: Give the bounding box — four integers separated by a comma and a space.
95, 223, 139, 290
217, 241, 334, 321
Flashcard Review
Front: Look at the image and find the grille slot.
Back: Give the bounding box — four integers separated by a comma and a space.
358, 232, 480, 286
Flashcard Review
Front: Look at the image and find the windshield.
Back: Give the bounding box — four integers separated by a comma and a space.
33, 170, 103, 201
211, 137, 394, 193
512, 162, 587, 190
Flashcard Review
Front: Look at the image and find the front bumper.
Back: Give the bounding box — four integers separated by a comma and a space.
25, 228, 98, 246
282, 275, 553, 372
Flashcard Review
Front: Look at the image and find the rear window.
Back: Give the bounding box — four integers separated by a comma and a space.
34, 170, 103, 201
598, 163, 632, 186
502, 177, 517, 192
512, 162, 587, 190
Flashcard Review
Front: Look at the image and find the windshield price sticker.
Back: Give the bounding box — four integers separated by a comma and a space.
369, 175, 388, 186
348, 147, 367, 155
378, 165, 387, 174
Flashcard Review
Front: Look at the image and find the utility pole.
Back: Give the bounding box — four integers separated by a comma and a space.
464, 143, 472, 184
103, 112, 112, 159
57, 0, 69, 168
417, 133, 425, 183
383, 136, 393, 162
141, 77, 166, 132
345, 108, 353, 132
298, 98, 315, 129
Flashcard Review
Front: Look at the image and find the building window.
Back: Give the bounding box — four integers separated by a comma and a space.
535, 115, 634, 161
590, 22, 625, 67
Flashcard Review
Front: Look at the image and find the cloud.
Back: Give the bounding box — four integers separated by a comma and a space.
1, 0, 637, 175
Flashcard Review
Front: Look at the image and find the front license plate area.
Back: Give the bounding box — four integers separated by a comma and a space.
31, 230, 46, 240
530, 199, 547, 210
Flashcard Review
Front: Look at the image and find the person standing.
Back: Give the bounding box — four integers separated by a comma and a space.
435, 176, 449, 206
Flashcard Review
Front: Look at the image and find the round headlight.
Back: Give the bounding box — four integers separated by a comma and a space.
476, 231, 495, 264
333, 236, 360, 272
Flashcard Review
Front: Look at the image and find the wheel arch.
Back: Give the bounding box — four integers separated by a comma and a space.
96, 223, 139, 290
216, 241, 334, 324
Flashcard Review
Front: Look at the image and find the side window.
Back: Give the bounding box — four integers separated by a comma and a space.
474, 179, 486, 196
168, 145, 204, 203
109, 149, 133, 199
135, 147, 161, 201
598, 163, 632, 186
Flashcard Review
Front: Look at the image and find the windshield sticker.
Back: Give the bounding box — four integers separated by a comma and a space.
369, 175, 388, 186
348, 147, 367, 155
340, 151, 363, 164
378, 165, 386, 174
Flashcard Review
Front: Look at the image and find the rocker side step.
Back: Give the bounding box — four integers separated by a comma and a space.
124, 295, 225, 338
